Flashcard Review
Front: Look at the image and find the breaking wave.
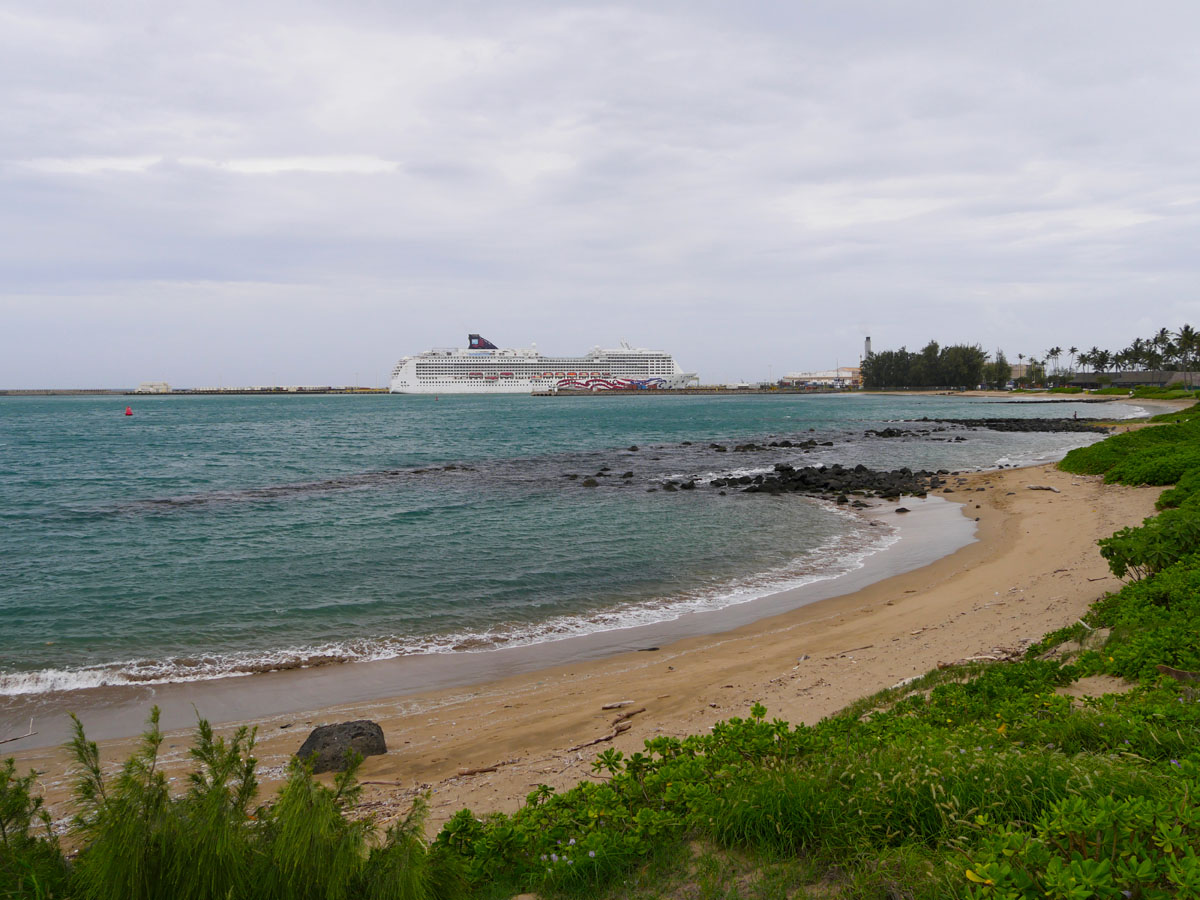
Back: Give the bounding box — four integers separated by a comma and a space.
0, 507, 897, 697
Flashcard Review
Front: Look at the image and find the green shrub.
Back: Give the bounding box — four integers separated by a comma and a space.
253, 759, 371, 900
966, 780, 1200, 899
1105, 445, 1200, 486
0, 758, 68, 899
1059, 416, 1200, 477
1085, 554, 1200, 682
1097, 509, 1200, 580
707, 737, 1163, 857
1150, 400, 1200, 422
67, 709, 175, 900
57, 711, 454, 900
1156, 469, 1200, 509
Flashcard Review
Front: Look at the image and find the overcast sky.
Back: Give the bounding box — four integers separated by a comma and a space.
3, 1, 1200, 387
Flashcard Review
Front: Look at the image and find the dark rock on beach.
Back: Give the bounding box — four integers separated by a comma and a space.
296, 720, 387, 773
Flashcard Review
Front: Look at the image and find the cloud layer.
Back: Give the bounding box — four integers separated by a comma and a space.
3, 1, 1200, 386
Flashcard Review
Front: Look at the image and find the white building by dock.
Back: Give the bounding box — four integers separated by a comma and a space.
779, 367, 861, 389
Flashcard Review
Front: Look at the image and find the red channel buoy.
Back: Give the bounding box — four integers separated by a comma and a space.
125, 406, 133, 416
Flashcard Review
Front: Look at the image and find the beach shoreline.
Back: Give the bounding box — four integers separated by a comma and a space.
6, 398, 1190, 833
0, 492, 976, 747
6, 454, 1169, 833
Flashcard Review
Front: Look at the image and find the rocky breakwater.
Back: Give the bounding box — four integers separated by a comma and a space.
919, 417, 1110, 434
709, 463, 945, 504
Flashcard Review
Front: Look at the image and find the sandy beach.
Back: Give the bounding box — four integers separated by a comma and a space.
7, 432, 1174, 835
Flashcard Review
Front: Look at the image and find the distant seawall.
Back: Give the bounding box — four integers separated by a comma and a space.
0, 388, 389, 396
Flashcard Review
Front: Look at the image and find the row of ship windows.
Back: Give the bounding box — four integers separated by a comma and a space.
413, 372, 670, 376
413, 366, 670, 371
415, 362, 670, 367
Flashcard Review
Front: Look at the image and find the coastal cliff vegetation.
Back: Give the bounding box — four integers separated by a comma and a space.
6, 407, 1200, 899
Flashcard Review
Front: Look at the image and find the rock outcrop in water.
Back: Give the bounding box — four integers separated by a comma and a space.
920, 417, 1109, 434
711, 463, 945, 501
296, 720, 387, 773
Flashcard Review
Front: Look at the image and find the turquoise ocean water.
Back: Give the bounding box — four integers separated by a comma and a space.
0, 393, 1138, 698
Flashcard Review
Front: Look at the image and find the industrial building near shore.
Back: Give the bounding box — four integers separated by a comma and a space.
778, 367, 862, 389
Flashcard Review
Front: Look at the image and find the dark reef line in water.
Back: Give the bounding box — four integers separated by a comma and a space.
65, 416, 1105, 520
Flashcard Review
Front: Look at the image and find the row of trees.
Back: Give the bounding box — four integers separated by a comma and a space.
859, 342, 989, 389
862, 324, 1198, 389
1069, 325, 1198, 375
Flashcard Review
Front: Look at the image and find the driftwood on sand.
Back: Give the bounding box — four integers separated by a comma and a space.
0, 719, 36, 746
456, 757, 521, 778
568, 721, 633, 751
611, 707, 645, 725
936, 649, 1023, 669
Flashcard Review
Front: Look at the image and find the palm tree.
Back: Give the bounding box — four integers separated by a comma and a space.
1154, 328, 1175, 369
1068, 346, 1079, 374
1047, 347, 1062, 375
1125, 338, 1143, 371
1177, 324, 1197, 387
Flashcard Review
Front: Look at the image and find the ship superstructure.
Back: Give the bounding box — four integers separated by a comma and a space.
389, 335, 696, 394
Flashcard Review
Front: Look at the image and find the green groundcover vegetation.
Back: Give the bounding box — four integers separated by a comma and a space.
1046, 386, 1198, 401
6, 406, 1200, 900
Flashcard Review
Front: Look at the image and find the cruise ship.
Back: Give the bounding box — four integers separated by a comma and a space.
389, 335, 697, 394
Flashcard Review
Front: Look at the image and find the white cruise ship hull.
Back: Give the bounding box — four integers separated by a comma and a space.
389, 335, 695, 395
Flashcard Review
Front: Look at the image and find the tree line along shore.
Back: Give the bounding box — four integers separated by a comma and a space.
5, 405, 1200, 899
862, 324, 1200, 391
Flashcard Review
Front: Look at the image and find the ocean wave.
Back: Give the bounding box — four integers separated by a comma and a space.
0, 510, 897, 697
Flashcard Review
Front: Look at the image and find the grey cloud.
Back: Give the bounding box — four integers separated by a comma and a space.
3, 1, 1200, 386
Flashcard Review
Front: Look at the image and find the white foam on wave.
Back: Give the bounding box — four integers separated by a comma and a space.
664, 465, 775, 485
0, 506, 900, 697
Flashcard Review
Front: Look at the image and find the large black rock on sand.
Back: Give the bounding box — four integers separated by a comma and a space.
296, 720, 387, 773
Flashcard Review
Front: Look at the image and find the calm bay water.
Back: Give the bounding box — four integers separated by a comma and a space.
0, 392, 1138, 697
